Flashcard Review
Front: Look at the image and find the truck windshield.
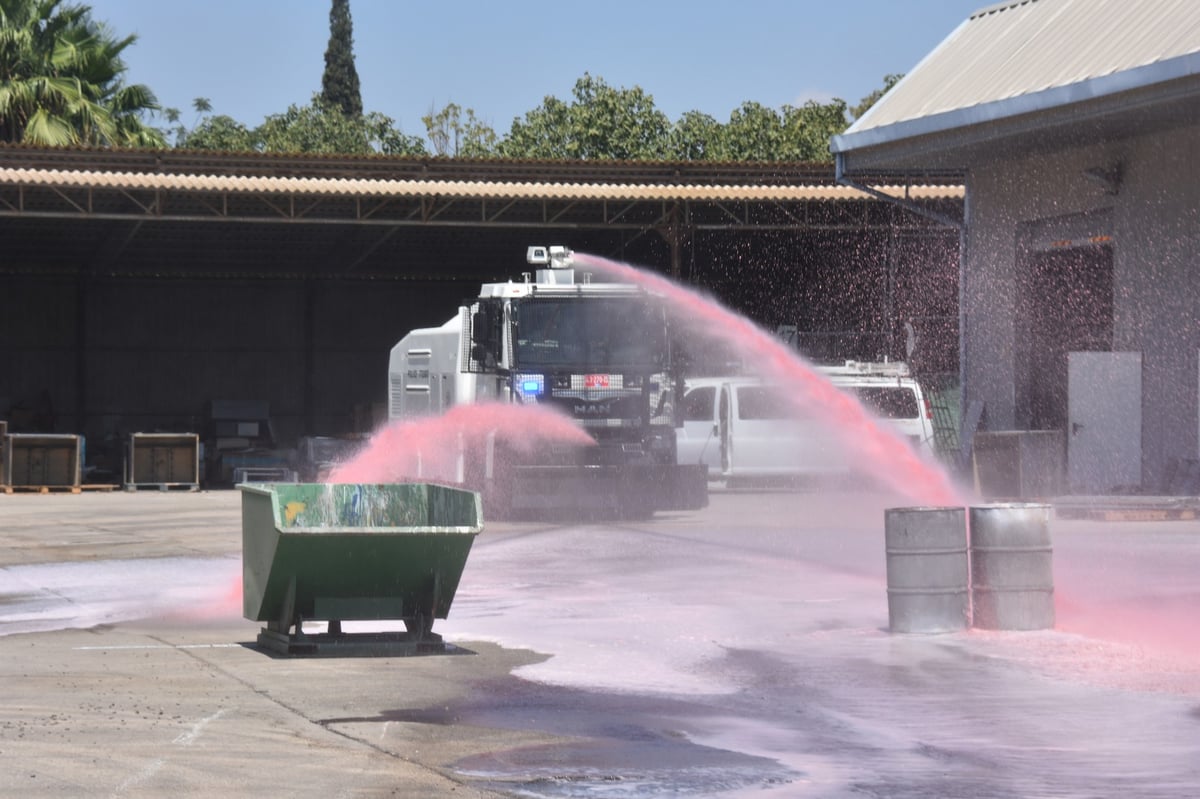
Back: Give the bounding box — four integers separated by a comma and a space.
515, 297, 666, 370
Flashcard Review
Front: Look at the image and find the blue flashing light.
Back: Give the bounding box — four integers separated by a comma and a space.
517, 373, 545, 397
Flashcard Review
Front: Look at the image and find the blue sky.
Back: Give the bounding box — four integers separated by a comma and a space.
91, 0, 985, 141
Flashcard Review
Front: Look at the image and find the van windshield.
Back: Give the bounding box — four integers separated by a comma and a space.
682, 386, 716, 421
852, 386, 919, 419
514, 297, 666, 370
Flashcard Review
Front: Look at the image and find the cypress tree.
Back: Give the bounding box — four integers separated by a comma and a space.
321, 0, 363, 117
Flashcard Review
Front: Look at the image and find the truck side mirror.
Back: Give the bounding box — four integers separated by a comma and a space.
472, 303, 501, 346
471, 309, 489, 346
470, 343, 490, 365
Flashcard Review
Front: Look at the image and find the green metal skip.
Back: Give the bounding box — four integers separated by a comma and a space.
240, 482, 482, 656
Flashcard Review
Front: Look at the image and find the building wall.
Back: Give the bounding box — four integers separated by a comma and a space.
964, 121, 1200, 486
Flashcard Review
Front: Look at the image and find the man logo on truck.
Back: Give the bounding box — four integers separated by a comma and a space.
574, 401, 614, 416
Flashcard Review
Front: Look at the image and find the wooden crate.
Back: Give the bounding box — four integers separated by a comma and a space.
125, 433, 200, 489
5, 434, 82, 490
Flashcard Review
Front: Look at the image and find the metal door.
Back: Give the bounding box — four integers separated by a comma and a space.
676, 383, 720, 475
1067, 352, 1141, 493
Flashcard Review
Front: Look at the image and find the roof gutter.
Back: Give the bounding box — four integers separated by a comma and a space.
834, 153, 962, 230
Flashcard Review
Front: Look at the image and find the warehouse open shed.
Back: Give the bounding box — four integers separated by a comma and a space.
0, 146, 960, 485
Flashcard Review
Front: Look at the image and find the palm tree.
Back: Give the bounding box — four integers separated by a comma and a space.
0, 0, 164, 147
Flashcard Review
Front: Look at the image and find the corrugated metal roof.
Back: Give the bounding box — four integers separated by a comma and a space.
840, 0, 1200, 138
0, 166, 963, 202
0, 143, 887, 185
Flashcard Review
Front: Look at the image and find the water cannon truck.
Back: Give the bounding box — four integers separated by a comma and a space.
387, 246, 708, 517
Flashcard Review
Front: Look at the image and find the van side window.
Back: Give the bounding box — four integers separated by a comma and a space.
682, 386, 716, 421
853, 387, 919, 419
736, 386, 792, 420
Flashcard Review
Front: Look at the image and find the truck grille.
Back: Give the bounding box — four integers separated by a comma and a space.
544, 388, 644, 427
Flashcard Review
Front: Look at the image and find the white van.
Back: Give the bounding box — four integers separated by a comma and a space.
677, 377, 749, 478
676, 377, 846, 480
818, 361, 935, 455
675, 362, 934, 481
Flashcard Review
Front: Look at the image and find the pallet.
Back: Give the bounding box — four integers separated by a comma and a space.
255, 627, 464, 658
2, 483, 118, 494
233, 467, 296, 484
4, 484, 80, 494
124, 483, 200, 492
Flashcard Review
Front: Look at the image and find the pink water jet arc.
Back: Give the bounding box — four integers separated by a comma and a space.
574, 251, 962, 506
328, 403, 595, 485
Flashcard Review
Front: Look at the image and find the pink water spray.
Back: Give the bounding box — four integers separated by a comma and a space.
328, 253, 960, 505
328, 402, 595, 485
573, 251, 963, 505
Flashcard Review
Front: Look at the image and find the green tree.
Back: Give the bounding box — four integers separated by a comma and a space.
781, 98, 849, 160
712, 99, 848, 161
851, 73, 903, 121
718, 101, 787, 161
179, 113, 256, 151
665, 110, 723, 161
422, 102, 497, 157
0, 0, 164, 146
163, 97, 255, 149
497, 94, 571, 158
499, 73, 670, 160
320, 0, 361, 117
255, 95, 424, 156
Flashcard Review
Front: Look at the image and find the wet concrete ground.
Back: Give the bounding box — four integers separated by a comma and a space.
2, 488, 1199, 797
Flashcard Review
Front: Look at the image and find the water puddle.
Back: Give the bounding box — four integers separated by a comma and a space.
414, 678, 801, 797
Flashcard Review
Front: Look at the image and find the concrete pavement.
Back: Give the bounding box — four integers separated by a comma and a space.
0, 490, 553, 797
2, 487, 1199, 797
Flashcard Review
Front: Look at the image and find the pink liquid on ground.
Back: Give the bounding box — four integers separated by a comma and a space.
1055, 591, 1200, 663
183, 573, 243, 621
574, 252, 963, 505
328, 402, 594, 484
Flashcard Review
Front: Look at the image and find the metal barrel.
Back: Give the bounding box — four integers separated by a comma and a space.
884, 507, 970, 633
969, 503, 1055, 630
